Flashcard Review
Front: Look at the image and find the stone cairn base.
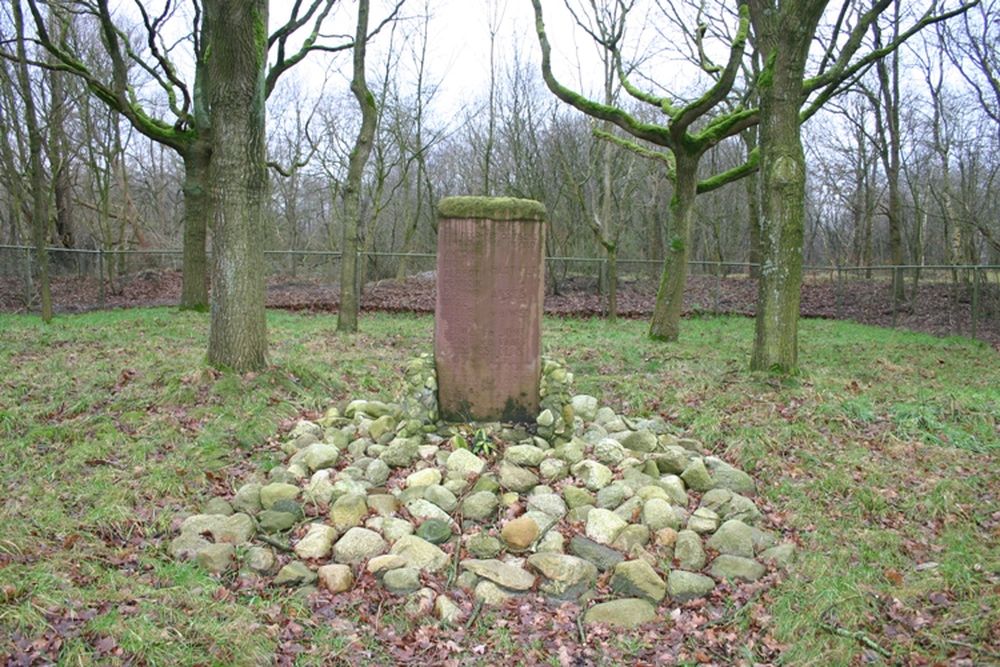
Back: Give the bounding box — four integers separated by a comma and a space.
170, 357, 795, 628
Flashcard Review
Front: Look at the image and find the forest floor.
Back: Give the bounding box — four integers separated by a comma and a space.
1, 310, 997, 665
2, 268, 999, 350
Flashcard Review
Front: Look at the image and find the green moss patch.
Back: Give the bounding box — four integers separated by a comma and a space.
438, 196, 546, 221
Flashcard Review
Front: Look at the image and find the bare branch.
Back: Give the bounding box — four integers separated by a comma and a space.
530, 0, 672, 147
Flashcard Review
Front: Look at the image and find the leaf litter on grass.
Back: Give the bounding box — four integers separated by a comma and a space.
0, 310, 997, 665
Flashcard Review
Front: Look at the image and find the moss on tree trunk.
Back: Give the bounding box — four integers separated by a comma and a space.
649, 154, 698, 341
338, 0, 376, 334
748, 0, 826, 373
181, 141, 211, 311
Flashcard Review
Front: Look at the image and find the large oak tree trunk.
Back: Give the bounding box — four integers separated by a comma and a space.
181, 140, 211, 311
205, 0, 269, 370
649, 153, 698, 340
748, 0, 826, 373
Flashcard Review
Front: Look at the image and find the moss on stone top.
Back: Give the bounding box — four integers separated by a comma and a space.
438, 196, 546, 222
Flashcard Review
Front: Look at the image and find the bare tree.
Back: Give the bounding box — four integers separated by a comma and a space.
12, 0, 51, 321
531, 0, 757, 341
746, 0, 975, 372
338, 0, 377, 333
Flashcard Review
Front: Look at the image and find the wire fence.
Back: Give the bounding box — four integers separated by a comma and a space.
2, 244, 998, 344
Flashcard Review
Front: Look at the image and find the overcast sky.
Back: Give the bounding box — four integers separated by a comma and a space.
276, 0, 652, 116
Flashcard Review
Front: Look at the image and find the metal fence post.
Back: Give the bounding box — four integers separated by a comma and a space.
97, 248, 106, 309
836, 264, 844, 320
23, 246, 33, 307
714, 261, 722, 314
972, 266, 980, 341
891, 267, 899, 328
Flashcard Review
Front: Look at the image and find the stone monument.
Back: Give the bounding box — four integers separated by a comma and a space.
434, 196, 546, 422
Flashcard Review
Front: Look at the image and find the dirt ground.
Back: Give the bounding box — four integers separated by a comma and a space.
2, 269, 998, 350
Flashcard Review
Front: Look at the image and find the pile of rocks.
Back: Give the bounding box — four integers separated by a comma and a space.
170, 357, 794, 628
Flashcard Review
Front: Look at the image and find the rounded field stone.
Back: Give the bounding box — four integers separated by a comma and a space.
571, 460, 614, 491
667, 570, 715, 602
675, 529, 707, 571
569, 535, 624, 572
460, 559, 535, 591
706, 519, 754, 558
383, 567, 421, 594
380, 517, 415, 543
260, 482, 300, 510
593, 438, 627, 465
563, 486, 596, 510
710, 555, 766, 582
705, 457, 756, 494
687, 507, 720, 534
333, 527, 388, 564
526, 493, 567, 519
527, 553, 598, 600
416, 519, 453, 545
232, 483, 262, 514
203, 497, 234, 516
274, 561, 317, 586
196, 543, 234, 574
501, 515, 540, 550
367, 554, 407, 575
621, 430, 657, 453
245, 546, 276, 574
406, 467, 442, 488
367, 494, 399, 517
505, 445, 547, 467
701, 488, 761, 524
596, 484, 627, 510
467, 533, 503, 559
365, 459, 391, 485
210, 513, 256, 544
642, 498, 680, 531
498, 462, 539, 492
610, 559, 666, 603
406, 498, 452, 523
539, 458, 568, 480
583, 598, 655, 628
446, 448, 486, 477
759, 543, 796, 567
299, 443, 340, 472
611, 524, 650, 552
680, 459, 713, 492
424, 485, 458, 512
318, 563, 354, 593
330, 494, 369, 531
474, 580, 516, 606
170, 532, 211, 560
389, 535, 449, 572
570, 395, 599, 421
258, 510, 298, 533
271, 499, 303, 518
435, 595, 463, 624
294, 524, 337, 560
585, 508, 627, 545
462, 491, 499, 521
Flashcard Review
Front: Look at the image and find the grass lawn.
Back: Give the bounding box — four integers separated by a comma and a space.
1, 308, 997, 665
